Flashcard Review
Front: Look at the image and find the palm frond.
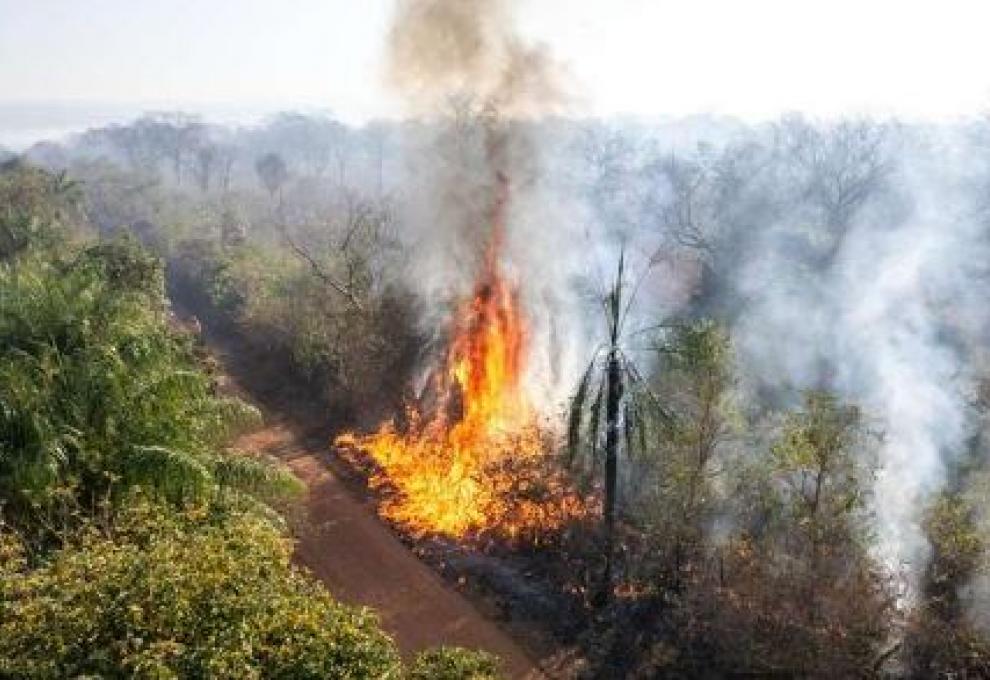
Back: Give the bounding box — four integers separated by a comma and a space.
121, 444, 213, 500
566, 357, 598, 467
211, 453, 303, 499
588, 376, 605, 465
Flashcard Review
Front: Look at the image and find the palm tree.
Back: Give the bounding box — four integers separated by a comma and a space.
567, 250, 669, 602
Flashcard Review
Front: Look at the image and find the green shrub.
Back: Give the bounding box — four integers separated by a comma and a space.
407, 647, 502, 680
0, 234, 298, 540
0, 500, 402, 679
168, 237, 421, 421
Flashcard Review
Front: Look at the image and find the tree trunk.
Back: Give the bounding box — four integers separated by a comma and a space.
602, 346, 622, 601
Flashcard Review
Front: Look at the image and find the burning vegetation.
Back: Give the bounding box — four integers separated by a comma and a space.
335, 0, 587, 543
337, 180, 587, 541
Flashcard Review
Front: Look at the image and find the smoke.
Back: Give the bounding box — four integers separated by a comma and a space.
384, 0, 591, 407
386, 0, 568, 118
733, 124, 990, 585
384, 0, 990, 604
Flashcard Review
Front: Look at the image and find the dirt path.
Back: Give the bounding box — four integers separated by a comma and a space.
201, 327, 548, 679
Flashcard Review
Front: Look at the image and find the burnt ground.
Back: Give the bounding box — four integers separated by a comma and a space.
188, 315, 588, 679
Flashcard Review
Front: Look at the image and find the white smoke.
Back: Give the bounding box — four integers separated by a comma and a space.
734, 124, 990, 582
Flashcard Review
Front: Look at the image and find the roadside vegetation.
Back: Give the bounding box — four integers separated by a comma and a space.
0, 159, 502, 679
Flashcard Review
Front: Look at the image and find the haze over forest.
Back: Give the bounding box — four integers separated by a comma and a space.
4, 1, 990, 678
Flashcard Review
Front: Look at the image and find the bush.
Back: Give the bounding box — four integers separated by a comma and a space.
167, 237, 421, 423
0, 500, 403, 679
0, 236, 300, 540
407, 647, 502, 680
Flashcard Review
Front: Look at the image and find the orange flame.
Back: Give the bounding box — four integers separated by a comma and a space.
336, 221, 585, 540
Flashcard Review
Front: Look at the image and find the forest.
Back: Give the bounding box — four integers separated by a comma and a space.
3, 96, 990, 679
5, 1, 990, 678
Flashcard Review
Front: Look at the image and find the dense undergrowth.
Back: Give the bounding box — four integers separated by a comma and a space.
0, 160, 502, 679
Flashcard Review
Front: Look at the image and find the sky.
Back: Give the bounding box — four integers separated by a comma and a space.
2, 0, 990, 146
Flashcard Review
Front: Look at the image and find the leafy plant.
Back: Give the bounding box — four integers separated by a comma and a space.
0, 500, 402, 679
407, 647, 502, 680
0, 232, 298, 541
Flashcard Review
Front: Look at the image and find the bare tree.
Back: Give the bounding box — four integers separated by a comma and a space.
105, 120, 164, 176
144, 112, 205, 185
774, 116, 893, 266
643, 141, 774, 316
278, 190, 396, 312
192, 143, 218, 193
215, 144, 238, 194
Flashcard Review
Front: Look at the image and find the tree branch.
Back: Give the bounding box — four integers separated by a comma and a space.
279, 226, 364, 311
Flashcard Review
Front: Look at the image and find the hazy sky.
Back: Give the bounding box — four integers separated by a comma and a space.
1, 0, 990, 126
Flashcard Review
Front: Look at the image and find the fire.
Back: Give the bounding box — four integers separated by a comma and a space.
336, 226, 586, 540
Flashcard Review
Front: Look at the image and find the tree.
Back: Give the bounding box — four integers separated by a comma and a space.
0, 232, 301, 541
642, 140, 775, 317
774, 116, 893, 267
192, 142, 218, 193
567, 251, 668, 601
579, 123, 642, 232
633, 320, 734, 590
0, 170, 501, 678
363, 121, 390, 196
0, 160, 79, 260
255, 152, 288, 205
146, 112, 206, 185
663, 391, 895, 678
763, 391, 879, 620
105, 119, 164, 176
214, 143, 238, 194
902, 492, 990, 677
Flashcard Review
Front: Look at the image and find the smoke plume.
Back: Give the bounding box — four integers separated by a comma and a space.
384, 0, 588, 406
733, 125, 990, 586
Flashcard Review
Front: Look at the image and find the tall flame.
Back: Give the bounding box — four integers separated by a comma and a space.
336, 182, 584, 539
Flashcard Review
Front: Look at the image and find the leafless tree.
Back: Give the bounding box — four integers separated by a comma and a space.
214, 144, 238, 194
279, 190, 396, 312
774, 116, 894, 265
192, 143, 218, 193
144, 112, 205, 185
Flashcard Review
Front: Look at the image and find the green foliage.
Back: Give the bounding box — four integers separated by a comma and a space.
0, 500, 403, 679
0, 169, 498, 679
0, 160, 81, 261
0, 211, 58, 262
903, 491, 990, 678
691, 391, 889, 676
923, 493, 985, 589
168, 235, 420, 419
627, 320, 735, 586
0, 228, 298, 540
406, 647, 502, 680
0, 160, 81, 221
765, 390, 875, 563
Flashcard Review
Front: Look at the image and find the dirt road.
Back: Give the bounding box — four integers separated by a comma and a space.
203, 328, 548, 679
